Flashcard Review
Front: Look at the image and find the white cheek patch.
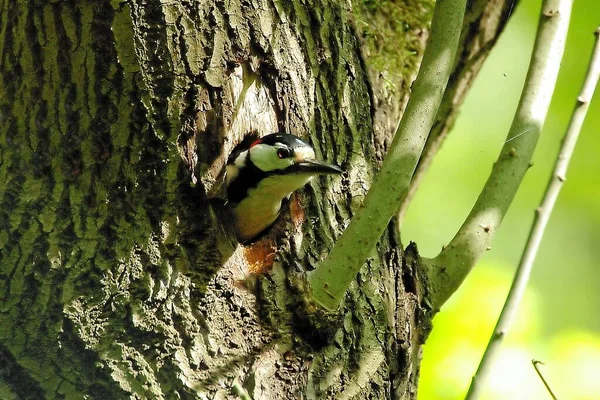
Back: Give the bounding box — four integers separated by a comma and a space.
250, 144, 294, 171
234, 151, 248, 168
226, 150, 247, 185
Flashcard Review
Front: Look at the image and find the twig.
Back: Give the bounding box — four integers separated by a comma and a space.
397, 0, 519, 226
532, 360, 559, 400
423, 0, 574, 311
464, 24, 600, 400
307, 0, 468, 310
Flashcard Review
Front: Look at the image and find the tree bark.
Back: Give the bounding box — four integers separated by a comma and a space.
0, 0, 513, 398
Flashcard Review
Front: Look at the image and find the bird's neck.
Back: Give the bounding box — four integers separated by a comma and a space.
232, 174, 313, 242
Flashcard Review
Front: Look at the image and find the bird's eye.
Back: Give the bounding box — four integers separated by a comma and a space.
277, 148, 291, 159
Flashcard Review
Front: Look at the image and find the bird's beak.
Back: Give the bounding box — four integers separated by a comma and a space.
295, 159, 344, 175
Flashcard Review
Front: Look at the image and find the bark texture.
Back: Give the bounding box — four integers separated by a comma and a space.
0, 0, 512, 399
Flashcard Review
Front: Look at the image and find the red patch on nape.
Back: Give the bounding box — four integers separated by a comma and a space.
250, 139, 262, 148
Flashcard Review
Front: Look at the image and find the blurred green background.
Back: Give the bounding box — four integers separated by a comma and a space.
402, 1, 600, 399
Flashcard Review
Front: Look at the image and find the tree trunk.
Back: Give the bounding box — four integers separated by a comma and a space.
0, 0, 513, 398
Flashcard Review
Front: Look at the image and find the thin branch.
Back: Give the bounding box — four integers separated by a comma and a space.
398, 0, 520, 225
307, 0, 468, 310
464, 24, 600, 400
532, 360, 559, 400
422, 0, 574, 310
397, 119, 449, 225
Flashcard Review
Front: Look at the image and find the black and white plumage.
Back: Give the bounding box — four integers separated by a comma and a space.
226, 132, 343, 243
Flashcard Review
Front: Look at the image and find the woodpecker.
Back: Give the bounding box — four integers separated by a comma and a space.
226, 132, 343, 243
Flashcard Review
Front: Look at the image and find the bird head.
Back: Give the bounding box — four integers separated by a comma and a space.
226, 132, 342, 243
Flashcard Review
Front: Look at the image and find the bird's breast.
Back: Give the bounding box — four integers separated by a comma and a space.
232, 174, 313, 242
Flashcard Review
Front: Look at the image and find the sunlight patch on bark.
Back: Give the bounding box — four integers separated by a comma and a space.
339, 346, 385, 400
228, 65, 279, 140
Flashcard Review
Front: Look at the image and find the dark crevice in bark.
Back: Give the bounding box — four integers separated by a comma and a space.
0, 343, 46, 399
